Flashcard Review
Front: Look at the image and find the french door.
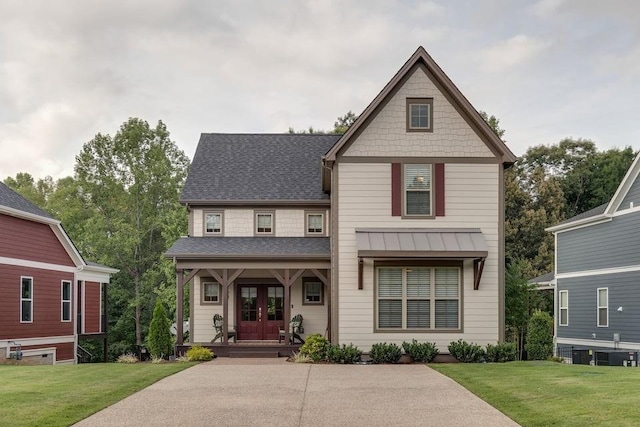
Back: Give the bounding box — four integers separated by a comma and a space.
236, 285, 285, 340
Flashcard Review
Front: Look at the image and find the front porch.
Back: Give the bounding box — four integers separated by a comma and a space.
177, 341, 302, 358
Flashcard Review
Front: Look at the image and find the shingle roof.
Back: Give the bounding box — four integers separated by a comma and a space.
528, 271, 555, 284
0, 182, 52, 218
556, 203, 608, 226
165, 236, 330, 258
180, 134, 341, 203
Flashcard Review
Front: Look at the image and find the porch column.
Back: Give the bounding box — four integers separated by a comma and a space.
103, 282, 109, 363
176, 269, 200, 347
207, 269, 244, 344
270, 269, 305, 344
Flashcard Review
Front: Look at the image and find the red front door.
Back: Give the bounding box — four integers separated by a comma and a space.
237, 285, 285, 340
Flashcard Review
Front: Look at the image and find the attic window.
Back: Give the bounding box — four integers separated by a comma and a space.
255, 212, 274, 235
407, 98, 433, 132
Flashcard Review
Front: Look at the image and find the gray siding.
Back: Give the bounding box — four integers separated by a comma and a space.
557, 212, 640, 273
557, 271, 640, 344
618, 177, 640, 212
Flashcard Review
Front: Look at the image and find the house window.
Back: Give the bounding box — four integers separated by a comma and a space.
376, 267, 459, 330
303, 279, 324, 305
404, 164, 432, 216
202, 282, 221, 304
255, 212, 274, 235
559, 290, 568, 326
204, 212, 222, 234
306, 212, 324, 235
406, 98, 433, 131
21, 276, 33, 323
61, 280, 72, 322
597, 288, 608, 327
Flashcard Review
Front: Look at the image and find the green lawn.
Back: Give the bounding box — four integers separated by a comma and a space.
0, 362, 195, 427
431, 361, 640, 426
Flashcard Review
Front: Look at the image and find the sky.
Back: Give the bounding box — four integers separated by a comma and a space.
1, 0, 639, 180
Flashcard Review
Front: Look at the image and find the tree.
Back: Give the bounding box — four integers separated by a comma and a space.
3, 172, 53, 209
525, 311, 553, 360
75, 118, 189, 347
147, 300, 173, 358
288, 111, 359, 135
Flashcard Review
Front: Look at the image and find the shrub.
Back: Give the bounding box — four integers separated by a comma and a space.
448, 339, 485, 363
548, 356, 565, 363
116, 353, 138, 364
150, 355, 165, 364
148, 300, 173, 359
186, 345, 214, 361
176, 355, 190, 363
369, 342, 402, 364
402, 340, 439, 363
485, 342, 517, 363
290, 351, 313, 363
326, 344, 362, 364
526, 310, 553, 360
299, 334, 330, 362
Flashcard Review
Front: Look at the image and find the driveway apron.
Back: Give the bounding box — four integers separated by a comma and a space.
74, 358, 519, 427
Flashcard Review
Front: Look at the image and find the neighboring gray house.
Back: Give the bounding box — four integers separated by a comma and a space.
547, 154, 640, 361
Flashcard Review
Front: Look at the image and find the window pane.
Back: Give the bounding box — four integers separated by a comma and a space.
305, 282, 322, 302
598, 308, 607, 326
435, 269, 459, 298
406, 191, 431, 215
410, 104, 430, 128
62, 282, 71, 300
308, 214, 323, 232
598, 289, 608, 306
560, 309, 568, 325
22, 301, 31, 321
407, 268, 430, 297
405, 164, 431, 189
378, 268, 402, 297
378, 300, 402, 328
257, 214, 272, 232
407, 300, 430, 328
63, 301, 71, 321
560, 291, 568, 307
22, 278, 32, 299
205, 213, 221, 233
435, 300, 458, 328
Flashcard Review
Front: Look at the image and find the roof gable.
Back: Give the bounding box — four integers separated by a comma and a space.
324, 46, 516, 164
606, 153, 640, 214
181, 134, 340, 203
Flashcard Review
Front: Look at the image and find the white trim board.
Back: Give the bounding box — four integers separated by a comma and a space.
557, 264, 640, 279
0, 256, 78, 273
557, 337, 640, 351
2, 335, 75, 346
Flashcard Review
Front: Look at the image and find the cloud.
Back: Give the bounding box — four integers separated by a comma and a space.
480, 35, 552, 71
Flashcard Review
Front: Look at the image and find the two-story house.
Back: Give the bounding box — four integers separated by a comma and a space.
548, 153, 640, 364
0, 182, 117, 364
166, 46, 516, 356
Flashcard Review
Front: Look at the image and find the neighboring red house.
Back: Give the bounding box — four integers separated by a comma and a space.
0, 182, 117, 364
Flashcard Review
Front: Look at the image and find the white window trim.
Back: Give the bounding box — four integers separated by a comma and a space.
203, 211, 223, 235
403, 163, 433, 218
255, 211, 275, 235
305, 212, 325, 236
375, 266, 460, 331
559, 290, 569, 326
597, 287, 608, 328
202, 281, 221, 305
61, 280, 72, 322
20, 276, 33, 323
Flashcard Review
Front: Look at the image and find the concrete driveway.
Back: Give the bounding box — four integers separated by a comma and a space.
75, 358, 519, 427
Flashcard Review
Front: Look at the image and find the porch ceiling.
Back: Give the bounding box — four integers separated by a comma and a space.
166, 236, 330, 260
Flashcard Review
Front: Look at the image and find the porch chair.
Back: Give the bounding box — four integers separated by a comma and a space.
211, 314, 237, 343
279, 314, 304, 344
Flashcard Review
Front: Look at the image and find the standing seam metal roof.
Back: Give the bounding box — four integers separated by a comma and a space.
180, 134, 340, 203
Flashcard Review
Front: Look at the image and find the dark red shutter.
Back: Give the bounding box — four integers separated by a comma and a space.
435, 163, 445, 216
391, 163, 402, 216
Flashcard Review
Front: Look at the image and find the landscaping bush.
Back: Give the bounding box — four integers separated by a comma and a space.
326, 344, 362, 364
290, 351, 313, 363
369, 342, 402, 364
402, 340, 439, 363
448, 339, 485, 363
116, 353, 138, 364
147, 300, 173, 358
485, 342, 517, 363
186, 345, 214, 361
299, 334, 330, 362
526, 310, 553, 360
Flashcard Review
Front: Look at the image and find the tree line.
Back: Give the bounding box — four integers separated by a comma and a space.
4, 114, 635, 360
